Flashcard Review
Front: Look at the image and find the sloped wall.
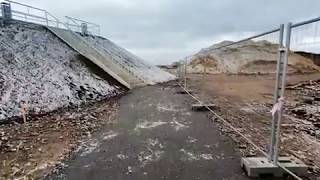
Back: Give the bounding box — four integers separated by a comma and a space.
85, 35, 176, 84
0, 20, 124, 121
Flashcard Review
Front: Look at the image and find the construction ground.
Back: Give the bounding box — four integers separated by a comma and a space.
1, 2, 320, 180
1, 73, 320, 180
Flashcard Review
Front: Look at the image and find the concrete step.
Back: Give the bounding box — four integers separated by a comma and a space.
47, 27, 145, 89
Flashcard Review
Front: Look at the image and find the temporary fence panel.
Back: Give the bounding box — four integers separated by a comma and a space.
177, 17, 320, 179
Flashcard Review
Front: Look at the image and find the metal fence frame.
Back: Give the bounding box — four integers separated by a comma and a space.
178, 16, 320, 180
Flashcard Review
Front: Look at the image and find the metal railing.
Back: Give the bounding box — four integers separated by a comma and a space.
2, 0, 100, 35
65, 16, 100, 36
88, 39, 148, 84
1, 0, 146, 86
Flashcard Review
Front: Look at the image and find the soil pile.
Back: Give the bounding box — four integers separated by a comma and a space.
187, 40, 320, 74
0, 20, 124, 121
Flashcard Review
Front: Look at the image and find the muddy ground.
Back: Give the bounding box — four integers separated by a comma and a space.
0, 96, 121, 179
0, 75, 319, 180
184, 73, 320, 179
1, 82, 258, 180
46, 83, 251, 180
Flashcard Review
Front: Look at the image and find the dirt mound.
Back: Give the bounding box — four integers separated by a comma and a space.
0, 20, 125, 121
187, 40, 320, 74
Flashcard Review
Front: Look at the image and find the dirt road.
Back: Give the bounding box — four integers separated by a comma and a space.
46, 82, 249, 180
185, 73, 320, 179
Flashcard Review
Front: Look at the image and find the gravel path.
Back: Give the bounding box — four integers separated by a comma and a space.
47, 82, 249, 180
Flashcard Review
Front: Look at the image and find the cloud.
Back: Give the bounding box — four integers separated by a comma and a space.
14, 0, 320, 64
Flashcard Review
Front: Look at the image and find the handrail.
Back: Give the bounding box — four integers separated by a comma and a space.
65, 16, 99, 27
12, 10, 46, 21
3, 0, 144, 85
88, 39, 147, 83
5, 0, 46, 12
4, 0, 100, 35
65, 16, 100, 35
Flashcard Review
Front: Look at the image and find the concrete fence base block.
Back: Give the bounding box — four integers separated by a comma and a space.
192, 104, 217, 111
176, 89, 193, 94
241, 157, 308, 178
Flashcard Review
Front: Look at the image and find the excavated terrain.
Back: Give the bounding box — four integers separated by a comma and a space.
187, 40, 320, 74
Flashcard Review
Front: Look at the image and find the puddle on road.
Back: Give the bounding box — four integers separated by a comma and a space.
76, 139, 100, 157
179, 149, 216, 161
186, 136, 198, 143
133, 118, 190, 133
170, 117, 189, 131
116, 154, 129, 160
138, 150, 164, 167
102, 130, 119, 141
157, 103, 185, 112
75, 131, 119, 157
134, 121, 167, 131
146, 138, 164, 148
137, 138, 165, 167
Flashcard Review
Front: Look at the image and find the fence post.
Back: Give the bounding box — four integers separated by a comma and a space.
269, 24, 284, 162
273, 22, 292, 164
1, 2, 12, 22
81, 23, 88, 36
45, 11, 48, 26
180, 61, 183, 84
184, 59, 187, 89
177, 62, 181, 83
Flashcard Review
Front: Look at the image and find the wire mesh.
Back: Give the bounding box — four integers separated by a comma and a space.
284, 18, 320, 178
177, 22, 315, 179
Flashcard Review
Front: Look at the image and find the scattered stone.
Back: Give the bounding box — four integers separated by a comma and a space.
315, 130, 320, 139
191, 103, 217, 111
126, 166, 133, 174
303, 97, 314, 105
291, 107, 307, 116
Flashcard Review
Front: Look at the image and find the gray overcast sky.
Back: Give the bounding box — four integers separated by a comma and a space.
12, 0, 320, 64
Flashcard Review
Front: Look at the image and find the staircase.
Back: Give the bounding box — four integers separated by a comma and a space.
47, 27, 146, 89
88, 39, 148, 86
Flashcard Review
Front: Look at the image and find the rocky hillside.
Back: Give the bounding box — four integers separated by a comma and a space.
0, 20, 126, 121
187, 40, 320, 74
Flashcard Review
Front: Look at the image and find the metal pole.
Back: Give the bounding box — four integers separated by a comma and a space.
45, 11, 48, 26
178, 62, 182, 83
203, 57, 207, 77
291, 16, 320, 28
184, 59, 187, 89
212, 27, 280, 51
269, 24, 284, 162
176, 62, 180, 79
273, 22, 292, 163
180, 61, 183, 84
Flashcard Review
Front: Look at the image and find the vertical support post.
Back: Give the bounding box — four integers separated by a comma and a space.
203, 57, 207, 77
184, 59, 187, 89
1, 2, 12, 21
26, 7, 29, 21
45, 11, 48, 26
269, 24, 285, 162
177, 61, 182, 84
81, 23, 88, 36
176, 62, 180, 79
180, 61, 183, 84
273, 22, 292, 164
